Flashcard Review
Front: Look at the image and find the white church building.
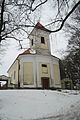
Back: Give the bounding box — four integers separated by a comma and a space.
8, 22, 61, 89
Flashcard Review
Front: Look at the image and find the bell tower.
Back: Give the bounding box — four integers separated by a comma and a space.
29, 22, 51, 55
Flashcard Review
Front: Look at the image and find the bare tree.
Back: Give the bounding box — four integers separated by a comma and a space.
0, 0, 80, 48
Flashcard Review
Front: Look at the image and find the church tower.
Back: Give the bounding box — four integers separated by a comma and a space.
8, 22, 61, 89
29, 22, 51, 55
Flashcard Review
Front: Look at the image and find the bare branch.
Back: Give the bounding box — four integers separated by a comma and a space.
6, 35, 23, 49
49, 1, 80, 33
45, 19, 63, 27
2, 27, 19, 38
6, 36, 22, 41
31, 0, 48, 11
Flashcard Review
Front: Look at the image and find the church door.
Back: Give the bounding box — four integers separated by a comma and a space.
41, 77, 49, 89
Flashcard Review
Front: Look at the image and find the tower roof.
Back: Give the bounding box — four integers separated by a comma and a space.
28, 22, 51, 38
34, 22, 51, 32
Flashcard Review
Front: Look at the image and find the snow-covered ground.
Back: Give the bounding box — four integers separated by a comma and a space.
0, 90, 80, 120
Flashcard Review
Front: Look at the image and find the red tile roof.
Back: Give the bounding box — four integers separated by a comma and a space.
19, 48, 32, 55
34, 22, 51, 32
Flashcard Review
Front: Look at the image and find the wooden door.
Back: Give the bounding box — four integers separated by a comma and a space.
41, 77, 49, 89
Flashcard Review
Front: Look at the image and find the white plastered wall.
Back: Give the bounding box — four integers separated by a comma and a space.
29, 29, 51, 55
19, 54, 61, 88
8, 60, 18, 85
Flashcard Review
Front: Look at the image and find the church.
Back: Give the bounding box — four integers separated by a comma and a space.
8, 22, 61, 89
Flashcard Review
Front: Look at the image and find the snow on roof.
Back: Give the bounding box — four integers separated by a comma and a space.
0, 75, 9, 80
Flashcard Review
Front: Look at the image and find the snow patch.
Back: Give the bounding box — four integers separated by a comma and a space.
0, 90, 80, 120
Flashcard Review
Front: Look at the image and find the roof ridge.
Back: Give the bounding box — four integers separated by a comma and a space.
34, 22, 51, 32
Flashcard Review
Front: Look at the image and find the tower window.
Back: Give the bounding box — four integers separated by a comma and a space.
32, 39, 33, 46
41, 37, 45, 44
